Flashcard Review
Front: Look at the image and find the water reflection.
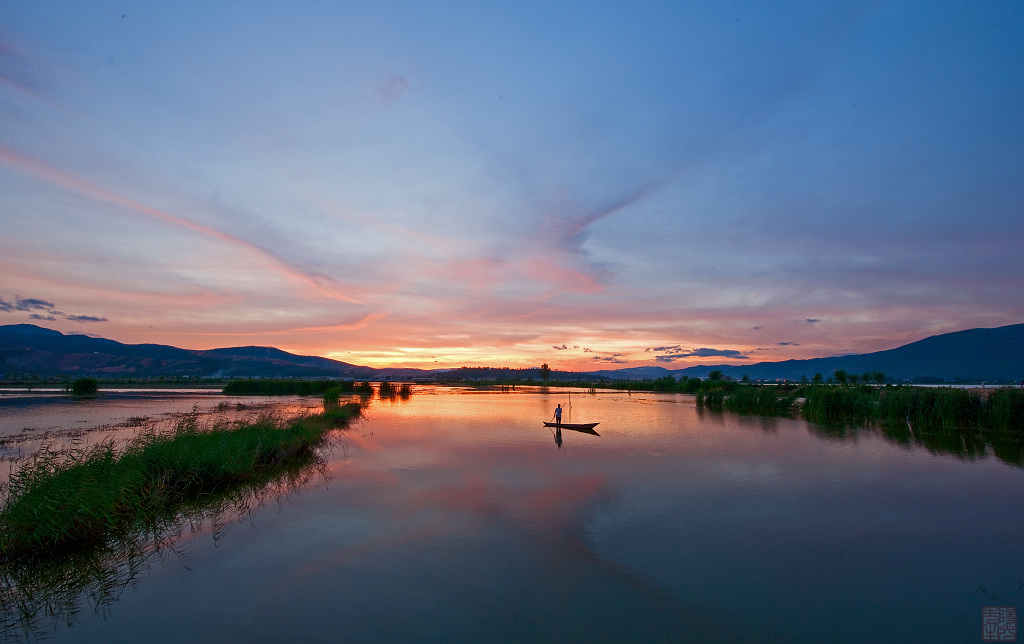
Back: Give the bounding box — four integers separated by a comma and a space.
3, 389, 1023, 643
547, 423, 602, 449
801, 418, 1023, 467
0, 448, 331, 641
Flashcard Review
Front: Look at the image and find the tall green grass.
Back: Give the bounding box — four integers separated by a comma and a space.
801, 386, 878, 425
695, 388, 726, 411
722, 386, 798, 416
0, 425, 339, 639
222, 379, 351, 396
984, 388, 1024, 431
0, 402, 362, 558
695, 383, 796, 416
877, 387, 981, 429
800, 385, 1024, 465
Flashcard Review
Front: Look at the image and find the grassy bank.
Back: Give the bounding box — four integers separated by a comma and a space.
0, 402, 362, 558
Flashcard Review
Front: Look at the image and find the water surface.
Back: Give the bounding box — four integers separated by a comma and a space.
3, 388, 1022, 643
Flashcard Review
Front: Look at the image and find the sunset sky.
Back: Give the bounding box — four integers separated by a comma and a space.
1, 1, 1022, 370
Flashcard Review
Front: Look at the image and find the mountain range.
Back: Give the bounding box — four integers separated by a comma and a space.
2, 323, 1023, 382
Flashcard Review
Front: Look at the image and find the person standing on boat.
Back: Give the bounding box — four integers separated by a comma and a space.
554, 404, 562, 428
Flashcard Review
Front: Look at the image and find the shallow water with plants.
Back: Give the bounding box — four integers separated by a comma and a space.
2, 387, 1023, 643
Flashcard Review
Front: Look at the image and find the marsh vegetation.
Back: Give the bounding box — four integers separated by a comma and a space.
0, 402, 363, 558
221, 379, 350, 396
689, 377, 1024, 466
0, 449, 330, 638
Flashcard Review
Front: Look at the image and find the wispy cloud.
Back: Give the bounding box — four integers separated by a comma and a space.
654, 347, 748, 362
591, 355, 626, 364
1, 295, 107, 323
13, 297, 55, 311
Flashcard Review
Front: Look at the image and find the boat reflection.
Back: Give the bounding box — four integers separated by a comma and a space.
547, 422, 600, 449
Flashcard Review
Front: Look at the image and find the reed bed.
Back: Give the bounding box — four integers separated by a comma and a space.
222, 379, 351, 396
801, 386, 878, 425
695, 389, 726, 411
696, 384, 1024, 434
982, 387, 1024, 431
0, 432, 336, 639
696, 384, 796, 416
721, 386, 798, 416
354, 381, 373, 396
695, 383, 1024, 466
323, 385, 345, 403
877, 387, 980, 429
378, 381, 413, 400
0, 402, 363, 558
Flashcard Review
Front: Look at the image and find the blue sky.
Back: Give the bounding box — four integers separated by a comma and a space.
1, 1, 1022, 368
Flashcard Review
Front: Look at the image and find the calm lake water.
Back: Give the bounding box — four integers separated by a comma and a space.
2, 387, 1022, 643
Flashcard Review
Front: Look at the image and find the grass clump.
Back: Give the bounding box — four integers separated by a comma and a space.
323, 385, 345, 404
354, 381, 373, 396
695, 388, 727, 411
0, 402, 362, 558
378, 381, 413, 400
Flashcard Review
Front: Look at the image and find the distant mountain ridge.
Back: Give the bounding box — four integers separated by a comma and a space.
2, 322, 1023, 381
0, 324, 395, 379
590, 323, 1024, 382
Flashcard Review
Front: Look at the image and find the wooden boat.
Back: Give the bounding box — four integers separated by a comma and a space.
544, 422, 600, 436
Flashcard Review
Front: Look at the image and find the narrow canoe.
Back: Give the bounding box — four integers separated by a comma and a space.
543, 422, 600, 435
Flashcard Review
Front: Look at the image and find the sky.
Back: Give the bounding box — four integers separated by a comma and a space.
1, 1, 1022, 370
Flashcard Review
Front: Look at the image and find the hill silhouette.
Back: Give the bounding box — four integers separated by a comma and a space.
2, 323, 1022, 382
0, 324, 382, 379
649, 324, 1024, 382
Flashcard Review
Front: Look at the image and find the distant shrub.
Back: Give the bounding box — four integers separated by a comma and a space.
70, 378, 98, 396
